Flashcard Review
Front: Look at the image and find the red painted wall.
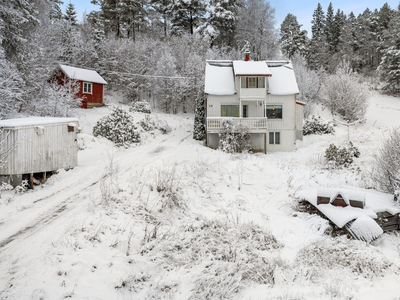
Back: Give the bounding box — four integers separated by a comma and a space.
52, 69, 104, 108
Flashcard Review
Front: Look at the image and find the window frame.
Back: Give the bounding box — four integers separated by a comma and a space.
241, 77, 266, 89
83, 82, 93, 94
221, 104, 239, 117
269, 132, 280, 145
265, 105, 283, 119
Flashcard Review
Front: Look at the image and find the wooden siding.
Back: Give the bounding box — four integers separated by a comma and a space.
207, 95, 239, 117
296, 103, 303, 130
317, 196, 330, 205
0, 122, 78, 175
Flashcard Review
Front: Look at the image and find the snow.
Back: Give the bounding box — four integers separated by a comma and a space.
1, 91, 400, 299
232, 60, 272, 76
59, 64, 108, 85
204, 62, 236, 95
349, 214, 383, 243
0, 117, 79, 128
268, 64, 300, 95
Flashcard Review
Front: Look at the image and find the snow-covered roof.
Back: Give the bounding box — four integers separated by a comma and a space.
0, 117, 79, 128
347, 215, 383, 243
204, 62, 236, 95
268, 63, 299, 95
300, 187, 400, 228
232, 61, 272, 76
59, 64, 107, 85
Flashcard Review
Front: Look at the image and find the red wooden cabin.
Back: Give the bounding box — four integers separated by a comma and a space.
52, 64, 107, 109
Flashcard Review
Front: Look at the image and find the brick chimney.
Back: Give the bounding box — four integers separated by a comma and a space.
244, 51, 250, 61
243, 41, 251, 61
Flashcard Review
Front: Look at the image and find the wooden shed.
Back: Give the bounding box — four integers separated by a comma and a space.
52, 64, 107, 109
0, 117, 79, 187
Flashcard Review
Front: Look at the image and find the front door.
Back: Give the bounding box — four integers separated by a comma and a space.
243, 105, 248, 118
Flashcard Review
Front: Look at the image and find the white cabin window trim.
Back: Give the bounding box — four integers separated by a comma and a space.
83, 82, 92, 94
269, 132, 280, 144
221, 104, 239, 117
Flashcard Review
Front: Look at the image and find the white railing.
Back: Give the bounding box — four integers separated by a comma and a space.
207, 117, 267, 132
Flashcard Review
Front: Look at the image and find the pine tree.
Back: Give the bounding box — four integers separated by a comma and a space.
280, 13, 308, 59
325, 2, 335, 52
50, 0, 64, 20
193, 96, 206, 140
64, 1, 78, 26
171, 0, 206, 35
150, 0, 173, 37
308, 3, 327, 69
378, 7, 400, 93
201, 0, 241, 48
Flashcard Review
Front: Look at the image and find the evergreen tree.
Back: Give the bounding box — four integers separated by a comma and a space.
201, 0, 241, 48
378, 7, 400, 93
171, 0, 206, 35
119, 0, 147, 41
308, 3, 327, 69
150, 0, 173, 37
64, 1, 78, 26
193, 96, 206, 140
50, 0, 64, 20
325, 2, 335, 52
280, 13, 308, 59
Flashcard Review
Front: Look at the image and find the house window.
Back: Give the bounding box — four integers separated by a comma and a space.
241, 77, 266, 88
83, 82, 92, 94
269, 132, 280, 144
265, 105, 282, 119
221, 105, 239, 117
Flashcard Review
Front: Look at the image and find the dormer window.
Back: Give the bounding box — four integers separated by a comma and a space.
241, 77, 265, 89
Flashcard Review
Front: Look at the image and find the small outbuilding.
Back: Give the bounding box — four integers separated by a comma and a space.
52, 64, 107, 109
0, 117, 79, 187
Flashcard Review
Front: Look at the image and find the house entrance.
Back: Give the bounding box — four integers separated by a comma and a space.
243, 105, 248, 118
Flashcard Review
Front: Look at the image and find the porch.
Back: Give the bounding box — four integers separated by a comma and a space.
206, 117, 268, 133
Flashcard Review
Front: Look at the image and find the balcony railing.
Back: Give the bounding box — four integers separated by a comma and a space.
207, 117, 267, 132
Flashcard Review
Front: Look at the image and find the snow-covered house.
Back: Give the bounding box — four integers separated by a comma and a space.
204, 56, 303, 153
52, 64, 107, 109
0, 117, 79, 187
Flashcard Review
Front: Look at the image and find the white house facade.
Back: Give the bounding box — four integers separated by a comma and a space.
204, 58, 304, 153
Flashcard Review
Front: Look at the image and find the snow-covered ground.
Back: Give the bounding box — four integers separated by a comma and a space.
0, 91, 400, 300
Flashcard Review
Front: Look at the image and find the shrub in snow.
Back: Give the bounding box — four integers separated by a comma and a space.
130, 101, 151, 114
325, 142, 360, 168
0, 182, 13, 192
218, 119, 250, 153
296, 237, 391, 280
93, 107, 140, 147
303, 115, 335, 135
141, 218, 283, 298
154, 117, 171, 134
139, 114, 155, 132
372, 129, 400, 194
324, 61, 370, 122
14, 179, 29, 194
193, 97, 206, 141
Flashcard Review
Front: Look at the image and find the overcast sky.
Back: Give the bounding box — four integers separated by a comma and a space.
61, 0, 400, 35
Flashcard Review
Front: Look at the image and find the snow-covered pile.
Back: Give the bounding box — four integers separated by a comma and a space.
349, 215, 383, 243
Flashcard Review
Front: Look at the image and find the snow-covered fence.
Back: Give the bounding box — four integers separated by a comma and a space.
207, 117, 267, 132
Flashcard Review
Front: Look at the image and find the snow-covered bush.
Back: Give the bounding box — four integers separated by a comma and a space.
325, 142, 360, 168
303, 115, 335, 135
154, 117, 171, 134
218, 119, 250, 153
296, 237, 391, 280
14, 179, 29, 194
141, 218, 283, 298
139, 115, 155, 132
372, 129, 400, 193
324, 62, 370, 122
93, 107, 141, 147
130, 101, 151, 114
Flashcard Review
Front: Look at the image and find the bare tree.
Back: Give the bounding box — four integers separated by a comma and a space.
324, 61, 370, 122
372, 129, 400, 194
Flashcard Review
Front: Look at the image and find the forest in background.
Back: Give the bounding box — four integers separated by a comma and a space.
1, 0, 400, 122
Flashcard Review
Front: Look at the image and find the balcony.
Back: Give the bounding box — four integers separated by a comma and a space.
206, 117, 267, 133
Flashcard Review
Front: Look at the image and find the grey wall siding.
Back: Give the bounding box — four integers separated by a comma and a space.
0, 122, 78, 175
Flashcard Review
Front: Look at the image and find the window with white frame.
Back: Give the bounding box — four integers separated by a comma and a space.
240, 77, 266, 88
221, 105, 239, 117
269, 132, 280, 144
83, 82, 92, 94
